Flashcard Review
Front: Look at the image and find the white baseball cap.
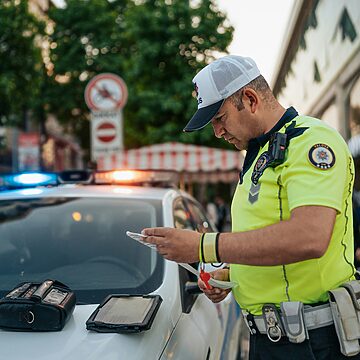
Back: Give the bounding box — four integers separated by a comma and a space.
183, 55, 261, 132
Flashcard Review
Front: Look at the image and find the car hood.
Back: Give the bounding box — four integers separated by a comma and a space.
0, 304, 174, 360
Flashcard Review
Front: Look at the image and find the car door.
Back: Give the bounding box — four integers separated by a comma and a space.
159, 197, 226, 360
184, 197, 242, 360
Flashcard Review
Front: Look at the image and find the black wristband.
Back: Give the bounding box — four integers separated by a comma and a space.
201, 233, 206, 263
215, 232, 221, 263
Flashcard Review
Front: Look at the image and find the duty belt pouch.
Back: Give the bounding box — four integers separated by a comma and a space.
280, 301, 308, 343
328, 287, 360, 356
342, 280, 360, 312
0, 280, 76, 331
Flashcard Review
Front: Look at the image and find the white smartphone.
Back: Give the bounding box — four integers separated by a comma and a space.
125, 231, 157, 250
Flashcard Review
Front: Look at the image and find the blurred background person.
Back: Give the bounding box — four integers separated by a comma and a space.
215, 195, 228, 232
206, 200, 218, 228
348, 134, 360, 268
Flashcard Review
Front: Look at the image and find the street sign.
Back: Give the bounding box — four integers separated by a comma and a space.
91, 111, 123, 170
18, 133, 40, 171
85, 73, 128, 111
96, 122, 117, 143
85, 73, 128, 170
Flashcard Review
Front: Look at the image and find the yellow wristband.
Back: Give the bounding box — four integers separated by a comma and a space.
203, 233, 219, 263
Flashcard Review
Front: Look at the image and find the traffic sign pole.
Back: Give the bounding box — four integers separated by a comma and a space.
119, 111, 124, 152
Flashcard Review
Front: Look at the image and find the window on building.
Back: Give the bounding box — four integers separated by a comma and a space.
314, 60, 321, 83
299, 0, 319, 50
339, 7, 357, 42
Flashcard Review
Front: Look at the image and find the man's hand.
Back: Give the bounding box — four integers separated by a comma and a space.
198, 268, 231, 303
142, 227, 200, 263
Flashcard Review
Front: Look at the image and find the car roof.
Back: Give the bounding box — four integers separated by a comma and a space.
0, 184, 181, 201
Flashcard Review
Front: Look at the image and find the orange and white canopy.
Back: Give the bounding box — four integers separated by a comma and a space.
97, 142, 244, 183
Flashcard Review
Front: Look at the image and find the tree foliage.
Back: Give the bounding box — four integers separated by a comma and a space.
46, 0, 127, 152
46, 0, 233, 153
118, 0, 233, 147
0, 0, 45, 127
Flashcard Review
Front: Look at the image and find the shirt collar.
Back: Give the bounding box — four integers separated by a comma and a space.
249, 106, 299, 148
239, 107, 299, 182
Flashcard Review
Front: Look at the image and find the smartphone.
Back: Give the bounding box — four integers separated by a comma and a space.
126, 231, 148, 240
126, 231, 156, 249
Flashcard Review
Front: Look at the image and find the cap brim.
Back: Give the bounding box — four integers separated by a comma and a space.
183, 99, 224, 132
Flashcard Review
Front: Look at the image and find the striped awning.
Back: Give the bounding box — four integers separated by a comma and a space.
117, 142, 244, 171
97, 142, 244, 183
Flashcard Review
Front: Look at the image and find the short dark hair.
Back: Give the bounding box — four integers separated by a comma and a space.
228, 75, 275, 111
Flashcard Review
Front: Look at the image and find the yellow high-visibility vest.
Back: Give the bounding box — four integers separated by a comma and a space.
230, 110, 356, 315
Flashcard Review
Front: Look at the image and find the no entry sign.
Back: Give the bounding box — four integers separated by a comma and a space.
96, 122, 117, 143
91, 112, 122, 154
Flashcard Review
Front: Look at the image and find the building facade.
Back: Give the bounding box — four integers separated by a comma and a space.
272, 0, 360, 140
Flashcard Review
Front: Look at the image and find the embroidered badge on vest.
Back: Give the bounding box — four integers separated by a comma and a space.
308, 144, 335, 170
251, 152, 272, 185
248, 182, 261, 204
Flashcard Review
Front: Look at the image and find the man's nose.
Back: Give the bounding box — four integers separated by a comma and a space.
211, 122, 225, 138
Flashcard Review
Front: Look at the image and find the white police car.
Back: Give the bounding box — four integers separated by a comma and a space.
0, 170, 243, 360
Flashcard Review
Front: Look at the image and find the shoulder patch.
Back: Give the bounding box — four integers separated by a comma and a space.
308, 144, 335, 170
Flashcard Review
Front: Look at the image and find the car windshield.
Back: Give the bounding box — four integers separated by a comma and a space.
0, 196, 164, 304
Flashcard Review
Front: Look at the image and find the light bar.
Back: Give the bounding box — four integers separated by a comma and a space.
0, 169, 180, 190
112, 170, 137, 181
58, 170, 93, 184
94, 170, 179, 186
95, 170, 142, 184
2, 173, 58, 188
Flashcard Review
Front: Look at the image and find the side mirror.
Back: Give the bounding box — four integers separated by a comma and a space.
185, 281, 203, 295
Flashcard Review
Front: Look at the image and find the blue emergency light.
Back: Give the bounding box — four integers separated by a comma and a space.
2, 172, 58, 188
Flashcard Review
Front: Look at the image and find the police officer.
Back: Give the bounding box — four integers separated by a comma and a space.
214, 195, 227, 232
143, 55, 360, 359
348, 135, 360, 268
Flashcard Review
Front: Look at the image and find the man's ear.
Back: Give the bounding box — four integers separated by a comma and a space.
243, 88, 258, 113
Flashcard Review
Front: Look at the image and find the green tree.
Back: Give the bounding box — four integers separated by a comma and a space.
46, 0, 129, 154
0, 0, 45, 127
47, 0, 233, 154
118, 0, 233, 148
